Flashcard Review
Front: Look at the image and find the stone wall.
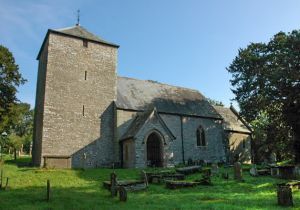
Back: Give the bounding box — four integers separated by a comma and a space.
122, 138, 135, 168
159, 114, 183, 164
116, 111, 227, 168
36, 32, 117, 168
227, 132, 251, 163
32, 39, 48, 166
181, 117, 226, 163
133, 113, 174, 168
115, 109, 137, 163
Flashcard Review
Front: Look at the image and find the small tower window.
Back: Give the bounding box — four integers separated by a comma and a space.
82, 105, 85, 116
242, 140, 246, 149
83, 40, 88, 47
196, 126, 206, 147
84, 71, 87, 80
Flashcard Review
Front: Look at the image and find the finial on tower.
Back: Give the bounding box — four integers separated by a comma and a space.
76, 9, 80, 26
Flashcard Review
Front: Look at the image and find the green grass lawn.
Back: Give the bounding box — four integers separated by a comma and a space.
0, 156, 299, 210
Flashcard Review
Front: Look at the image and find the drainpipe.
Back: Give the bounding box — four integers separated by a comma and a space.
180, 116, 185, 164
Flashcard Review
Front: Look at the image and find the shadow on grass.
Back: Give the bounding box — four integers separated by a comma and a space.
4, 156, 32, 168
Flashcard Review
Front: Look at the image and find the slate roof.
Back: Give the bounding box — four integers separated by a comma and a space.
213, 105, 252, 134
116, 77, 222, 119
120, 107, 176, 141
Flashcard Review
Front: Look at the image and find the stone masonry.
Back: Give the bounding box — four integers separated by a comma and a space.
33, 27, 118, 168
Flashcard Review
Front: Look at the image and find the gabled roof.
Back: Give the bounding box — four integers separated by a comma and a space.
37, 25, 119, 59
116, 77, 222, 119
213, 105, 252, 134
120, 107, 176, 141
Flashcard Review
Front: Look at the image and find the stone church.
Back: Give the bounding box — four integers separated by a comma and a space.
32, 25, 252, 168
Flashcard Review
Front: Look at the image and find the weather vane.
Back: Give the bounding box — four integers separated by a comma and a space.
76, 9, 80, 26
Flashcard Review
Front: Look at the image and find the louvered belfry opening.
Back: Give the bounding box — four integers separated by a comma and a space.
146, 132, 163, 167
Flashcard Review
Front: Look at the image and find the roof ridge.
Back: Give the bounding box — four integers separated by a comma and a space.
117, 76, 202, 94
54, 25, 77, 31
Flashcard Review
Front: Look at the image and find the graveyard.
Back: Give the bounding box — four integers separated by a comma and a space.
0, 156, 299, 210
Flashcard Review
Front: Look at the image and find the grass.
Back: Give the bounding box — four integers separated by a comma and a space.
0, 155, 299, 210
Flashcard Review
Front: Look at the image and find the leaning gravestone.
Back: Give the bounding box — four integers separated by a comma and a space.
234, 162, 243, 180
211, 163, 219, 175
250, 164, 258, 176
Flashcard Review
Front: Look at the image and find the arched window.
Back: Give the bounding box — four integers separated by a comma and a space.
196, 126, 206, 146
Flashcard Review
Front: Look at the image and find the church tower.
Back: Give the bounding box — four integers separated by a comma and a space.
32, 25, 119, 168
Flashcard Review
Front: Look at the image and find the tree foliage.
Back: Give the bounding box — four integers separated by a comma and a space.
0, 45, 26, 133
207, 98, 224, 106
227, 30, 300, 163
1, 103, 33, 159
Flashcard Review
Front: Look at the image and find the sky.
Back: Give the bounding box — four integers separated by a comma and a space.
1, 0, 300, 109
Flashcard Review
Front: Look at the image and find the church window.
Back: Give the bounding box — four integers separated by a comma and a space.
85, 71, 87, 80
82, 105, 85, 116
196, 126, 206, 146
83, 39, 88, 47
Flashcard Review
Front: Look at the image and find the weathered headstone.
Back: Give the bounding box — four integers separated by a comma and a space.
277, 185, 293, 206
222, 172, 229, 180
151, 176, 160, 184
142, 170, 148, 187
119, 186, 127, 202
211, 163, 219, 175
110, 172, 117, 197
271, 167, 279, 177
187, 158, 193, 166
234, 162, 243, 180
250, 164, 258, 176
203, 168, 211, 177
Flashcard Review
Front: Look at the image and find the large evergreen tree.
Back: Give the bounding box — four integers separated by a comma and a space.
227, 31, 300, 163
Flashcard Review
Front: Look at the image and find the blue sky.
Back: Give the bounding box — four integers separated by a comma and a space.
1, 0, 300, 109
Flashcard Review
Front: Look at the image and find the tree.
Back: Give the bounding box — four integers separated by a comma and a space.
207, 98, 224, 106
227, 30, 300, 163
0, 45, 26, 133
0, 103, 33, 160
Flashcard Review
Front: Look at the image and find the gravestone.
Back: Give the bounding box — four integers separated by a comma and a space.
271, 167, 279, 177
222, 172, 229, 180
110, 172, 117, 197
277, 185, 293, 206
250, 164, 258, 176
141, 170, 148, 187
187, 158, 193, 166
211, 163, 219, 175
151, 176, 160, 184
203, 168, 211, 177
234, 162, 243, 180
119, 186, 127, 202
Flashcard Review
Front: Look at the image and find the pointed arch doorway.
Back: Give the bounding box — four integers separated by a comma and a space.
146, 131, 164, 167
